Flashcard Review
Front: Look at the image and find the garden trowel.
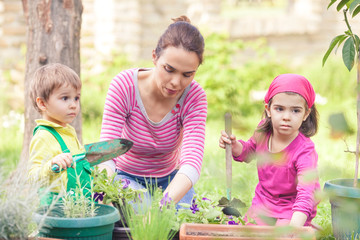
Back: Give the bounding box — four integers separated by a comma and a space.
51, 138, 133, 173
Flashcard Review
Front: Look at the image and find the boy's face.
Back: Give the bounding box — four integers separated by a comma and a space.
37, 84, 81, 127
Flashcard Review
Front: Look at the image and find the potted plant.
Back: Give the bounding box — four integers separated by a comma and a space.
33, 173, 120, 240
176, 196, 316, 239
91, 168, 147, 239
119, 187, 179, 240
322, 0, 360, 239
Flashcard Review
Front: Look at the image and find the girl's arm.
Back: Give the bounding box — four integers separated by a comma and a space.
289, 211, 308, 227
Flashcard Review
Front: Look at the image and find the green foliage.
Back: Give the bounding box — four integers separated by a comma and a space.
61, 173, 98, 218
196, 33, 291, 121
0, 169, 41, 239
92, 167, 145, 206
324, 0, 360, 71
121, 187, 178, 240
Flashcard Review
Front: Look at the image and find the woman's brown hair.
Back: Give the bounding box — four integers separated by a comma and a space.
154, 15, 205, 64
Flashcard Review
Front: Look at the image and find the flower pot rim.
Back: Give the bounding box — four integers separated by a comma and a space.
33, 203, 120, 228
324, 178, 360, 198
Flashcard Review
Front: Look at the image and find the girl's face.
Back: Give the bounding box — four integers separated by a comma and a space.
152, 46, 199, 99
37, 84, 81, 127
265, 92, 310, 138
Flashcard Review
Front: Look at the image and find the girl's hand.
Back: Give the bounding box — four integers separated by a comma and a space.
51, 153, 73, 170
219, 130, 243, 157
219, 130, 237, 149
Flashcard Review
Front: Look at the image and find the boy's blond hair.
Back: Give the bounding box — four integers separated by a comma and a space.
30, 63, 81, 113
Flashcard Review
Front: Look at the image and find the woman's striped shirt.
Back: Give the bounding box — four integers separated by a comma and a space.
100, 68, 207, 185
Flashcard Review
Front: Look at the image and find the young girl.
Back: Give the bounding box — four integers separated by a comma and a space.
219, 73, 320, 227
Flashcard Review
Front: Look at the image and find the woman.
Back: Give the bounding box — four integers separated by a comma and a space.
99, 15, 207, 206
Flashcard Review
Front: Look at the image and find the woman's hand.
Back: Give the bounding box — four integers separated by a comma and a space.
219, 130, 243, 157
163, 173, 192, 204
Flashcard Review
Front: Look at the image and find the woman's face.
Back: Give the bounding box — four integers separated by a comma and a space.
152, 46, 200, 99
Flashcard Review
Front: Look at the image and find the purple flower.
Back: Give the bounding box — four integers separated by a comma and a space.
190, 198, 199, 214
93, 192, 104, 202
121, 179, 130, 189
228, 220, 239, 225
202, 197, 211, 201
160, 192, 172, 207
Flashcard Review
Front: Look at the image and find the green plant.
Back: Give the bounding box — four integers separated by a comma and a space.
121, 187, 178, 240
0, 168, 43, 239
323, 0, 360, 187
176, 195, 246, 226
92, 167, 146, 207
61, 172, 98, 218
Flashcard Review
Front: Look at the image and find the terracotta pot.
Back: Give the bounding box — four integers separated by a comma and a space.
179, 223, 316, 240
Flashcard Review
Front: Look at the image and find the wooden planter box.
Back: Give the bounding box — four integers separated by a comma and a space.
179, 223, 316, 240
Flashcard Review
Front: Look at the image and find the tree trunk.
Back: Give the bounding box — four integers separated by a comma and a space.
19, 0, 83, 170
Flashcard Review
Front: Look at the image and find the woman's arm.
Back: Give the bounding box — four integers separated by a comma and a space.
163, 173, 192, 203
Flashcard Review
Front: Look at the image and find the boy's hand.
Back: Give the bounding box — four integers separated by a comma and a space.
51, 153, 73, 170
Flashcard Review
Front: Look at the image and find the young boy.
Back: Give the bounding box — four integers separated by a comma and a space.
28, 63, 91, 205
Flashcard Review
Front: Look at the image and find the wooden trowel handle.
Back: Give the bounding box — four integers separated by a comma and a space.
225, 112, 232, 200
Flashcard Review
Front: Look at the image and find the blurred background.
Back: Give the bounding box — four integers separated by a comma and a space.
1, 0, 360, 236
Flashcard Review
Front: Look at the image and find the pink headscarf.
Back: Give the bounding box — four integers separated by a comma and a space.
264, 74, 316, 108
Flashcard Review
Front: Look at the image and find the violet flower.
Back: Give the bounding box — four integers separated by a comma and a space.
121, 178, 130, 189
228, 220, 239, 225
202, 197, 211, 201
93, 192, 104, 202
190, 198, 199, 214
160, 192, 172, 208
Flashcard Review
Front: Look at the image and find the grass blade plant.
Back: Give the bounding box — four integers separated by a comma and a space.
121, 186, 178, 240
0, 166, 46, 239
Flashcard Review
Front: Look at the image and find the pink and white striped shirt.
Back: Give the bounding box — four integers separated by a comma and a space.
100, 68, 207, 185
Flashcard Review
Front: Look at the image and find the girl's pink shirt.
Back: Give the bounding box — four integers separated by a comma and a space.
234, 127, 320, 226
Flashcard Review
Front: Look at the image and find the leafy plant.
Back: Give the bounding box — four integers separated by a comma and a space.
323, 0, 360, 187
121, 187, 178, 240
176, 195, 246, 226
61, 172, 98, 218
92, 167, 146, 207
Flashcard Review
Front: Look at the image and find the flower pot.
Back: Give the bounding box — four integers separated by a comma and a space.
179, 223, 316, 240
324, 178, 360, 240
112, 226, 179, 240
33, 204, 120, 240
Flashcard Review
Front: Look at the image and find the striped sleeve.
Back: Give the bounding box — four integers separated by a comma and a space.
178, 82, 208, 185
100, 69, 135, 141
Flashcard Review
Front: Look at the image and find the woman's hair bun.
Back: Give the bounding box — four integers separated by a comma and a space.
171, 15, 191, 24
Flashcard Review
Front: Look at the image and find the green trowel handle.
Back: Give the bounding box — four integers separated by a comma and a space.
51, 152, 86, 173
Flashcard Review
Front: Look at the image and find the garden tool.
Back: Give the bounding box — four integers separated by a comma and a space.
225, 112, 232, 200
52, 138, 133, 173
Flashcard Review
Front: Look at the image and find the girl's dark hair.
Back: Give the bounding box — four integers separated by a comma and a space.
257, 94, 319, 138
154, 15, 205, 64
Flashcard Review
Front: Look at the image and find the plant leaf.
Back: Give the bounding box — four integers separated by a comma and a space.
335, 34, 349, 53
229, 198, 246, 208
218, 196, 229, 206
222, 206, 241, 217
352, 5, 360, 16
342, 37, 356, 71
337, 0, 351, 11
349, 0, 360, 12
323, 34, 347, 66
328, 0, 338, 9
